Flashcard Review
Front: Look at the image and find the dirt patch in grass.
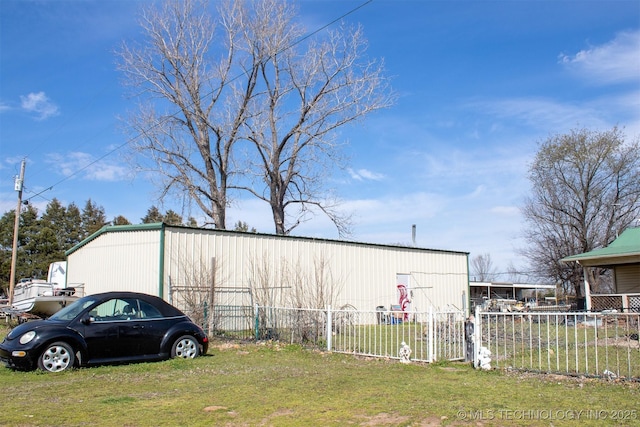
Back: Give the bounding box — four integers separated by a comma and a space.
213, 342, 243, 350
358, 412, 411, 426
203, 405, 228, 412
602, 337, 640, 349
262, 408, 296, 421
357, 413, 470, 427
504, 367, 640, 387
438, 366, 467, 372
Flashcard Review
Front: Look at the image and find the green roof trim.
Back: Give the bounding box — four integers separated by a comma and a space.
561, 227, 640, 265
65, 222, 165, 256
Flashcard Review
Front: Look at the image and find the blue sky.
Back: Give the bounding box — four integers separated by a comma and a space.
1, 0, 639, 278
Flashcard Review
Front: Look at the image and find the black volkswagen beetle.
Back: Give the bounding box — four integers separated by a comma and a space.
0, 291, 209, 372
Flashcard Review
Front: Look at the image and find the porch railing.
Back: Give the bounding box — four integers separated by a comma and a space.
591, 293, 640, 313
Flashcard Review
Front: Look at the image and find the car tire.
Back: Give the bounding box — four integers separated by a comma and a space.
171, 335, 199, 359
38, 341, 76, 372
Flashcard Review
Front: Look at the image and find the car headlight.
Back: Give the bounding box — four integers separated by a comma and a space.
19, 331, 36, 345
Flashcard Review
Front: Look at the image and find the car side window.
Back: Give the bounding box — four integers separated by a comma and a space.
51, 298, 97, 321
92, 298, 136, 322
137, 300, 163, 319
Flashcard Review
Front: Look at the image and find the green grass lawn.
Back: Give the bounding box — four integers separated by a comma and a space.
1, 326, 639, 426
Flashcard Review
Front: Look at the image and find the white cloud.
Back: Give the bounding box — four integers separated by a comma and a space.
87, 163, 129, 181
469, 185, 486, 198
228, 191, 447, 240
470, 97, 608, 132
468, 92, 640, 145
20, 92, 60, 120
3, 156, 27, 169
46, 152, 129, 182
559, 30, 640, 84
348, 168, 385, 181
0, 192, 16, 214
490, 206, 519, 216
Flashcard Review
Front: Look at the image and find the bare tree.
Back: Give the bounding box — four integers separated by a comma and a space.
522, 127, 640, 299
240, 2, 394, 236
470, 253, 497, 282
248, 250, 343, 309
118, 0, 259, 229
118, 0, 393, 236
505, 262, 527, 283
247, 250, 343, 342
170, 254, 224, 333
286, 255, 343, 309
247, 250, 295, 308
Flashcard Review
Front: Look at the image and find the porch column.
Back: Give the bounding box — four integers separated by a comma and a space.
582, 274, 591, 311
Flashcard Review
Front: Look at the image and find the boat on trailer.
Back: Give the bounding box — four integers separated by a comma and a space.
11, 279, 79, 317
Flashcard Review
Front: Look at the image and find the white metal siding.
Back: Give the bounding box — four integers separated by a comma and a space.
67, 230, 161, 296
67, 226, 469, 312
615, 264, 640, 293
162, 227, 468, 312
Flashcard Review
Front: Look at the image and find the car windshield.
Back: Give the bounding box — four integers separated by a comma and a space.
49, 296, 99, 321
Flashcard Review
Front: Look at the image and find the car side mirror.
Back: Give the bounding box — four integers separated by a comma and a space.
82, 316, 95, 325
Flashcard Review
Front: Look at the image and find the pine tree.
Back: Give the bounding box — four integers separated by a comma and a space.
64, 203, 83, 247
112, 215, 132, 226
81, 199, 108, 239
163, 210, 182, 226
141, 206, 164, 224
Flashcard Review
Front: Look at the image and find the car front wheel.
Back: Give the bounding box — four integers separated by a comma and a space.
38, 341, 75, 372
171, 335, 199, 359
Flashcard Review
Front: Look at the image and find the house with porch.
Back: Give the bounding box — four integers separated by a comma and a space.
561, 227, 640, 312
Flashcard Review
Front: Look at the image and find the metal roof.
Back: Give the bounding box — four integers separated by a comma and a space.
470, 281, 555, 289
66, 222, 470, 257
561, 227, 640, 267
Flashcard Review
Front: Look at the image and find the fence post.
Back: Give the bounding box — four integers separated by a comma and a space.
203, 301, 209, 335
428, 306, 434, 362
326, 305, 332, 352
254, 304, 259, 341
473, 305, 481, 369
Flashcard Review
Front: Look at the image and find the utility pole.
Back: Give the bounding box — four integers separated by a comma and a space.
8, 159, 26, 307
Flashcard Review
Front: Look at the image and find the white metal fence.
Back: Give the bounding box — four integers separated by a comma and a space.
474, 308, 640, 380
253, 306, 466, 363
194, 302, 640, 379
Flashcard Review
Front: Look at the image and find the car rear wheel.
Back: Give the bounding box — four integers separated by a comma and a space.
171, 335, 199, 359
38, 341, 75, 372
